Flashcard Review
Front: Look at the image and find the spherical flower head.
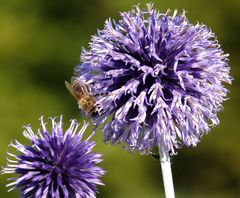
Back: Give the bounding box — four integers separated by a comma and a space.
2, 116, 105, 198
75, 4, 232, 154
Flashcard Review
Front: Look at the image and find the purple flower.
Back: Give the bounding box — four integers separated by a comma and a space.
75, 4, 232, 154
2, 116, 105, 198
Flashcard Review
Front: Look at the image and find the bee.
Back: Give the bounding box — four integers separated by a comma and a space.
65, 79, 96, 116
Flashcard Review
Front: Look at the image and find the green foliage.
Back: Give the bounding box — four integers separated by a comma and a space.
0, 0, 239, 197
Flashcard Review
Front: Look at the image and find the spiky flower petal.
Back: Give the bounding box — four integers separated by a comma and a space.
2, 116, 105, 198
75, 4, 232, 154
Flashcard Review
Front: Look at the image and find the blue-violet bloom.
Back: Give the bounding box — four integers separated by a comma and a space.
2, 116, 105, 198
75, 4, 232, 154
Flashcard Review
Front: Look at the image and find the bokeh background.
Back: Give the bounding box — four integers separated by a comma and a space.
0, 0, 239, 197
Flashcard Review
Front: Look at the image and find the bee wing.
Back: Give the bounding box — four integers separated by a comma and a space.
71, 78, 90, 93
81, 84, 90, 93
65, 81, 78, 100
70, 76, 78, 84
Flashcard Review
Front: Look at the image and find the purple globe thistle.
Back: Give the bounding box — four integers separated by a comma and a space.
75, 4, 232, 155
2, 116, 105, 198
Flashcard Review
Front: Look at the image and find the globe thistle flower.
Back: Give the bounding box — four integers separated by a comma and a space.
2, 116, 105, 198
75, 4, 232, 155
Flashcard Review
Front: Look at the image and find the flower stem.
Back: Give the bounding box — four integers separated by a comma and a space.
159, 144, 175, 198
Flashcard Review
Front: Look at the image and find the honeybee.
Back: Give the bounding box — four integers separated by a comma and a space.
65, 79, 96, 116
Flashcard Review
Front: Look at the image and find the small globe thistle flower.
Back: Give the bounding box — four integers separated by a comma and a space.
75, 4, 232, 154
2, 116, 105, 198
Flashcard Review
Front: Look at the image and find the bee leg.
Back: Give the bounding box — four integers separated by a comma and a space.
95, 92, 109, 97
91, 111, 99, 118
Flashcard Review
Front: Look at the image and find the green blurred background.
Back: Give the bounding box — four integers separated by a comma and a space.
0, 0, 239, 197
